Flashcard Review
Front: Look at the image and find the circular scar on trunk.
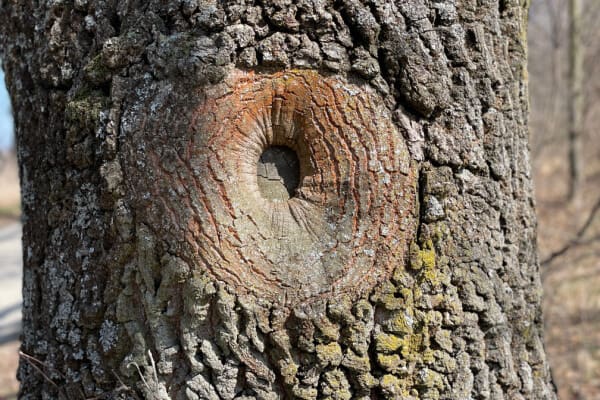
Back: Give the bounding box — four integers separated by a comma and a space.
147, 70, 416, 303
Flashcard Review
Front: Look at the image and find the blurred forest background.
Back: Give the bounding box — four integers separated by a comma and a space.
0, 0, 599, 398
530, 0, 600, 398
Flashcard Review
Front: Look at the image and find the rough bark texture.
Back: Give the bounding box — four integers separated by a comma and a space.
0, 0, 556, 399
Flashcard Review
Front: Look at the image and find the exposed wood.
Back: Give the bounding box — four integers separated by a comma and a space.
123, 69, 415, 303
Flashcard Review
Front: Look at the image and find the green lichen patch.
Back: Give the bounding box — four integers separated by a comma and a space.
369, 226, 457, 400
65, 91, 107, 128
321, 369, 352, 400
375, 332, 403, 353
64, 91, 109, 168
316, 342, 343, 367
83, 54, 112, 84
380, 374, 409, 398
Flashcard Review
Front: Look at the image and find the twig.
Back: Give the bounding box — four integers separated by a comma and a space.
147, 350, 159, 384
111, 370, 142, 400
541, 197, 600, 275
20, 351, 144, 400
127, 361, 149, 388
19, 351, 60, 389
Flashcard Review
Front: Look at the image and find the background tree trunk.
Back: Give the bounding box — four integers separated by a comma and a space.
568, 0, 583, 202
0, 1, 557, 399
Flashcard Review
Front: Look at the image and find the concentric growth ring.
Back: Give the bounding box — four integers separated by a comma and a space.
149, 70, 416, 303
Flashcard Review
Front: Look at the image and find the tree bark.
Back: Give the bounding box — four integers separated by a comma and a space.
0, 1, 556, 399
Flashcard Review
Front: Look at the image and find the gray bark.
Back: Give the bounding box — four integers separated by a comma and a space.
0, 0, 556, 399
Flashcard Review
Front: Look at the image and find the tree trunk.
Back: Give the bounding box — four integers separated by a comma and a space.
0, 1, 557, 399
568, 0, 583, 202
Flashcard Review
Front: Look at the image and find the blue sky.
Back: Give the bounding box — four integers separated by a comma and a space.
0, 67, 14, 151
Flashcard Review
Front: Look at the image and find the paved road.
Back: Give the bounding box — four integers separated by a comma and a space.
0, 223, 22, 344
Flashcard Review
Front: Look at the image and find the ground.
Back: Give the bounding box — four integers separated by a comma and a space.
0, 153, 19, 226
0, 341, 19, 399
0, 152, 20, 400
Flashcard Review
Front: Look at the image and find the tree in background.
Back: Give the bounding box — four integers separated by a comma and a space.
528, 0, 600, 398
529, 0, 600, 198
529, 0, 600, 266
0, 1, 556, 399
568, 0, 583, 201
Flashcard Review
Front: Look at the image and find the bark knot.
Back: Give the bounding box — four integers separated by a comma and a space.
131, 70, 417, 304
